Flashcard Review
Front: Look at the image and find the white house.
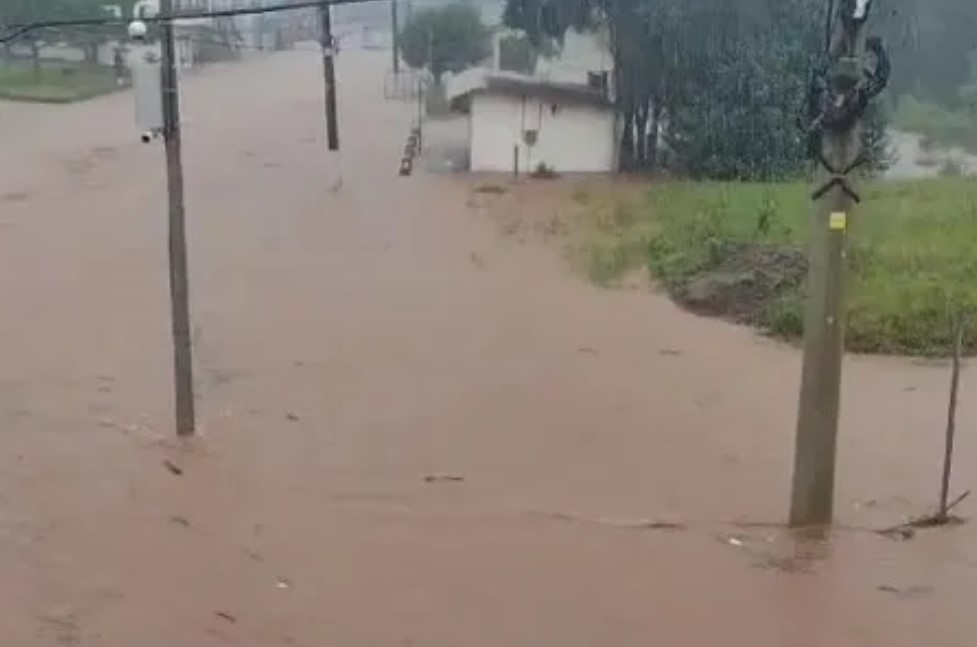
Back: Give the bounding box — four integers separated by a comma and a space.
459, 73, 617, 174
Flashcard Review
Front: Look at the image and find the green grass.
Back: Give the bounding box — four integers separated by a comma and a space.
893, 94, 977, 154
576, 177, 977, 355
0, 61, 123, 103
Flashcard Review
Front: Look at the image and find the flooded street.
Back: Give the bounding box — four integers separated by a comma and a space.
3, 48, 977, 646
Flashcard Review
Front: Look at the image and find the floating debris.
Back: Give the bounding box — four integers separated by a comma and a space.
424, 474, 465, 484
163, 460, 184, 476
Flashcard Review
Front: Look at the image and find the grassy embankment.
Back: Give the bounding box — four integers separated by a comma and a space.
0, 61, 122, 103
574, 177, 977, 355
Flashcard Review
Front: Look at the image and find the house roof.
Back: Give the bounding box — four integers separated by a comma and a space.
454, 72, 613, 109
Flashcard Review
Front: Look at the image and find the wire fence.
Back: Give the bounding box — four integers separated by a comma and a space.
0, 1, 330, 81
0, 1, 339, 45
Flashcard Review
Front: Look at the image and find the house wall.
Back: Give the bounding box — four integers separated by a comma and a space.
469, 92, 616, 173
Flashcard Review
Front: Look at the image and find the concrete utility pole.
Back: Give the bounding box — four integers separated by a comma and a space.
391, 0, 400, 74
790, 0, 881, 527
319, 0, 339, 151
159, 0, 197, 436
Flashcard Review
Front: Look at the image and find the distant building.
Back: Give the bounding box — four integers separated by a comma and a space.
456, 73, 617, 174
445, 24, 617, 174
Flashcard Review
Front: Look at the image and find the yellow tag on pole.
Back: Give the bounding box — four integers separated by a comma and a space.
829, 212, 847, 231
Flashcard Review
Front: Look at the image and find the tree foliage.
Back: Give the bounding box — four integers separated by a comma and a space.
400, 4, 490, 84
503, 0, 895, 178
498, 32, 537, 74
1, 0, 136, 62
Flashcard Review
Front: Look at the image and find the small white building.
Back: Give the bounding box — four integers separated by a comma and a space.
459, 74, 617, 174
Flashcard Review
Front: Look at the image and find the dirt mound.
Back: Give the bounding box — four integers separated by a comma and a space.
673, 243, 807, 324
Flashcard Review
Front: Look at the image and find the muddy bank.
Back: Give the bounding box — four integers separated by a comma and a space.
670, 242, 808, 330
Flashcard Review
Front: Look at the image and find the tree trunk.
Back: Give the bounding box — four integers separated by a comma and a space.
647, 100, 663, 168
30, 40, 40, 80
633, 103, 649, 167
618, 108, 635, 171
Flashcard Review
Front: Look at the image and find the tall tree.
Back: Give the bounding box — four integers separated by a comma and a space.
401, 3, 491, 84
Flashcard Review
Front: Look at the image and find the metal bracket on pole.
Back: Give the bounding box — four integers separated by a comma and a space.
811, 152, 866, 202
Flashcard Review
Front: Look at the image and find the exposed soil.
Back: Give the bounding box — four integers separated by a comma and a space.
673, 242, 808, 325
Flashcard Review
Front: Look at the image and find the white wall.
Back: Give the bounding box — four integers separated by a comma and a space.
469, 92, 616, 173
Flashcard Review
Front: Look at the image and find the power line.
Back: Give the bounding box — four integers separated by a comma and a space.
0, 0, 377, 45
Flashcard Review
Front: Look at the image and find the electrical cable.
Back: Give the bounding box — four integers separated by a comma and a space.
0, 0, 376, 45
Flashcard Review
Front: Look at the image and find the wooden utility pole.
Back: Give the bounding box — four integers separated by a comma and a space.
159, 0, 196, 436
790, 0, 877, 527
391, 0, 400, 74
416, 74, 424, 150
319, 0, 339, 151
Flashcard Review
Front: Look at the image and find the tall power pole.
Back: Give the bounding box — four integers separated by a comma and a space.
391, 0, 399, 74
319, 0, 339, 151
159, 0, 196, 436
790, 0, 887, 526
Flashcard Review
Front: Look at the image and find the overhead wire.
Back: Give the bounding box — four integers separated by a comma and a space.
0, 0, 377, 45
0, 0, 365, 188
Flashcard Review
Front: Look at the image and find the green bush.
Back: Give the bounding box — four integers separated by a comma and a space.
400, 4, 490, 84
498, 32, 536, 74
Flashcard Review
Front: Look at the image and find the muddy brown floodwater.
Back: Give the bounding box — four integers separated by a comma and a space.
2, 48, 977, 647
